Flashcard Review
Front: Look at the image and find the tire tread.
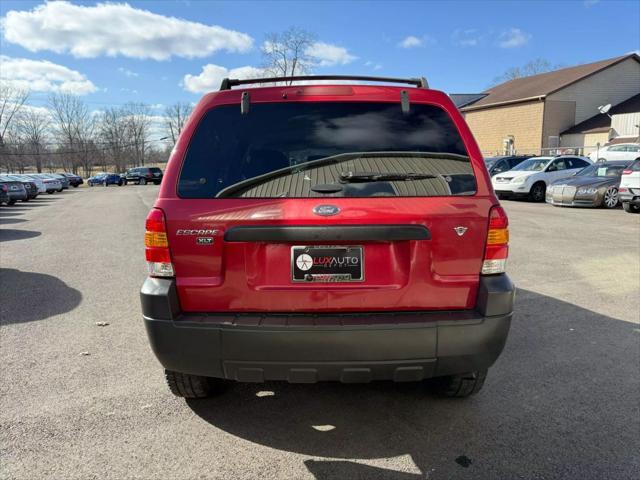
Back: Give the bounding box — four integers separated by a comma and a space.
165, 370, 211, 398
434, 370, 487, 398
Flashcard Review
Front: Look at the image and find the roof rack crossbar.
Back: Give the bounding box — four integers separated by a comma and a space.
219, 75, 428, 90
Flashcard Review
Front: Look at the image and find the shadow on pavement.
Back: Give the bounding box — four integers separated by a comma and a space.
0, 217, 26, 225
186, 289, 639, 479
0, 269, 82, 324
0, 229, 41, 242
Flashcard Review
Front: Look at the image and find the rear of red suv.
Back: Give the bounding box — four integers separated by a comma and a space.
141, 76, 515, 398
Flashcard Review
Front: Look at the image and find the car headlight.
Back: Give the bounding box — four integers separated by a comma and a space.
577, 187, 598, 195
511, 176, 526, 184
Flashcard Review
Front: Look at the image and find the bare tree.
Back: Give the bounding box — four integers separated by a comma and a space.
49, 93, 96, 175
99, 107, 129, 173
124, 102, 151, 167
261, 27, 315, 81
164, 103, 192, 146
18, 108, 50, 173
0, 85, 29, 147
491, 58, 562, 86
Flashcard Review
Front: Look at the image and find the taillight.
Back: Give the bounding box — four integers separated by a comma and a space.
144, 208, 174, 277
482, 206, 509, 275
622, 169, 632, 175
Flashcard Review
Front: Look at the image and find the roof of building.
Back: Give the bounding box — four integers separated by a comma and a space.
561, 93, 640, 135
449, 93, 488, 108
461, 54, 640, 111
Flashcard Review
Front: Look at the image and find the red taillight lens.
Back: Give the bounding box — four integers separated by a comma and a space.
622, 169, 632, 175
482, 206, 509, 275
145, 208, 174, 277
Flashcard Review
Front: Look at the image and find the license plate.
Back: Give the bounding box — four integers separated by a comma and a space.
291, 246, 364, 283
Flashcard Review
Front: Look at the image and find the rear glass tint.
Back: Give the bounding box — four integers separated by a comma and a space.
178, 102, 474, 198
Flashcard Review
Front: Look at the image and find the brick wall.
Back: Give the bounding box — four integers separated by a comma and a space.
463, 100, 544, 155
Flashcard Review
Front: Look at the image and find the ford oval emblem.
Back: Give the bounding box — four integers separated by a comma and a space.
313, 205, 340, 216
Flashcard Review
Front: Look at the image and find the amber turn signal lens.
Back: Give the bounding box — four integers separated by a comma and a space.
486, 227, 509, 245
145, 231, 168, 248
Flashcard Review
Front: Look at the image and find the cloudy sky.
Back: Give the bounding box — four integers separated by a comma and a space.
1, 0, 639, 113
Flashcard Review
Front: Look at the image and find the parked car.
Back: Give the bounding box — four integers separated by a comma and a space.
124, 167, 163, 185
588, 143, 640, 162
11, 174, 47, 194
0, 184, 9, 205
0, 176, 28, 204
60, 172, 84, 187
35, 174, 64, 192
483, 155, 532, 177
492, 155, 592, 202
88, 173, 123, 186
619, 159, 640, 213
27, 174, 62, 194
546, 161, 631, 208
141, 74, 515, 399
5, 175, 39, 200
47, 173, 70, 189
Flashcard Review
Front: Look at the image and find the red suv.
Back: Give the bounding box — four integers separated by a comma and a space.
141, 75, 515, 399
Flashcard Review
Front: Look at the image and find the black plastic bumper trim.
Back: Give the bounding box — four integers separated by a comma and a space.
223, 225, 431, 242
140, 275, 515, 381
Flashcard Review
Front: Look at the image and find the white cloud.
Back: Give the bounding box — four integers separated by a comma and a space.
182, 64, 265, 93
118, 67, 139, 78
364, 61, 383, 71
1, 1, 253, 60
398, 36, 423, 48
0, 55, 97, 95
452, 29, 483, 47
498, 28, 531, 48
305, 42, 357, 67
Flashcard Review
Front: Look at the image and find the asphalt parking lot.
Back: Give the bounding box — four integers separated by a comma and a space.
1, 186, 639, 480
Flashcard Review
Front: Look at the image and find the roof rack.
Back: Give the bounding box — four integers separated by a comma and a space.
219, 75, 428, 91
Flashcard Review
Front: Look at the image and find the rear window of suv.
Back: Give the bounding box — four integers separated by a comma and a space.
178, 102, 475, 198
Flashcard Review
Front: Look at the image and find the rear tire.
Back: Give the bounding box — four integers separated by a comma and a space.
165, 370, 218, 398
623, 202, 640, 213
602, 187, 618, 209
432, 369, 487, 398
528, 182, 546, 202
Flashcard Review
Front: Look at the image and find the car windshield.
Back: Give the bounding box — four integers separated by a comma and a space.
511, 158, 552, 171
178, 102, 475, 198
576, 164, 627, 177
484, 157, 502, 168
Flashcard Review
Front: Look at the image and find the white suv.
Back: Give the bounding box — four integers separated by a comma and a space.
492, 156, 592, 202
588, 143, 640, 162
619, 160, 640, 213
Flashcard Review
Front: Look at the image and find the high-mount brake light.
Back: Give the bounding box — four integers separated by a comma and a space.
482, 206, 509, 275
145, 208, 174, 277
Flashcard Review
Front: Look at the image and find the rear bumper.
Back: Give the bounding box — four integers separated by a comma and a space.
141, 275, 515, 383
8, 191, 28, 201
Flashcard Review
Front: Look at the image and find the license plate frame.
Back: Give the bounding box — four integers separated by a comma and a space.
291, 245, 364, 283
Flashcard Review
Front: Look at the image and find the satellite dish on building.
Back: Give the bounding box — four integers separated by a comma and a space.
598, 104, 612, 114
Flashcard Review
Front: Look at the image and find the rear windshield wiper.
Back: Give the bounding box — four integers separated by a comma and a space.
216, 151, 467, 198
339, 171, 438, 183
